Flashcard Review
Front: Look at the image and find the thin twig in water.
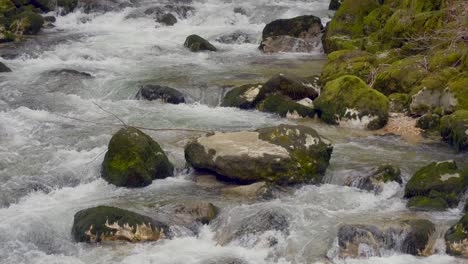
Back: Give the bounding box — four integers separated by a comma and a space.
53, 113, 212, 134
92, 102, 128, 127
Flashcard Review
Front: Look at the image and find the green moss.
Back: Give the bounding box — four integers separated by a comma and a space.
314, 75, 389, 130
363, 5, 393, 35
416, 113, 440, 130
447, 73, 468, 112
327, 0, 380, 38
388, 93, 410, 113
258, 94, 315, 118
439, 110, 468, 152
102, 127, 174, 187
10, 10, 44, 35
258, 125, 333, 185
72, 206, 167, 243
429, 48, 464, 72
221, 83, 262, 109
400, 0, 442, 12
404, 161, 467, 210
321, 50, 376, 84
373, 56, 428, 95
407, 196, 449, 211
445, 213, 468, 256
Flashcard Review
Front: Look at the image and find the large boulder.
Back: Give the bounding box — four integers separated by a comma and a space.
314, 75, 389, 130
404, 161, 468, 211
345, 164, 402, 193
440, 110, 468, 152
184, 34, 217, 52
445, 213, 468, 258
259, 15, 323, 53
101, 127, 174, 188
72, 206, 169, 243
136, 85, 185, 104
185, 124, 333, 185
332, 220, 434, 258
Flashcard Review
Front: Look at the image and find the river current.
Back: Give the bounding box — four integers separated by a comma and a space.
0, 0, 467, 263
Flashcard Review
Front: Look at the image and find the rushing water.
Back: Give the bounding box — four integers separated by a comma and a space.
0, 0, 467, 263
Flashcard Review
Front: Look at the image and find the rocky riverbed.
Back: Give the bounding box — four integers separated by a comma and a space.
0, 0, 467, 263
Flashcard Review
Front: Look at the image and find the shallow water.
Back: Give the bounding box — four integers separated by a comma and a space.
0, 0, 467, 263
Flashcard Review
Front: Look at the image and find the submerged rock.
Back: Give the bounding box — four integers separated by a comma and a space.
259, 15, 323, 53
222, 182, 275, 200
445, 213, 468, 258
136, 85, 185, 104
185, 124, 333, 185
345, 164, 402, 193
404, 161, 468, 211
46, 69, 93, 78
215, 31, 254, 44
216, 207, 289, 246
0, 61, 12, 72
332, 220, 435, 259
157, 13, 177, 26
440, 110, 468, 152
102, 127, 174, 188
314, 75, 389, 130
184, 35, 217, 52
72, 206, 169, 243
153, 201, 218, 228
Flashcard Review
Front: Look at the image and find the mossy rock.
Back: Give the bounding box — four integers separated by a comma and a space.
221, 83, 263, 109
184, 34, 217, 52
388, 93, 410, 113
322, 33, 363, 54
407, 196, 449, 211
373, 56, 428, 95
321, 49, 376, 84
399, 0, 442, 12
404, 161, 468, 211
362, 5, 394, 35
260, 15, 323, 51
257, 73, 319, 101
409, 69, 462, 115
314, 75, 389, 130
72, 206, 169, 243
10, 10, 44, 35
185, 125, 333, 185
0, 0, 16, 17
101, 127, 174, 188
373, 164, 402, 184
416, 113, 440, 130
428, 47, 464, 72
257, 94, 315, 118
446, 73, 468, 112
323, 0, 380, 52
440, 110, 468, 152
445, 213, 468, 258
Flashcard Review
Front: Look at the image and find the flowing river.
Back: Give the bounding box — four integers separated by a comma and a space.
0, 0, 467, 263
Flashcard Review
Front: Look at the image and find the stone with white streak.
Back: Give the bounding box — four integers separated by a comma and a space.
72, 206, 170, 243
185, 124, 333, 185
